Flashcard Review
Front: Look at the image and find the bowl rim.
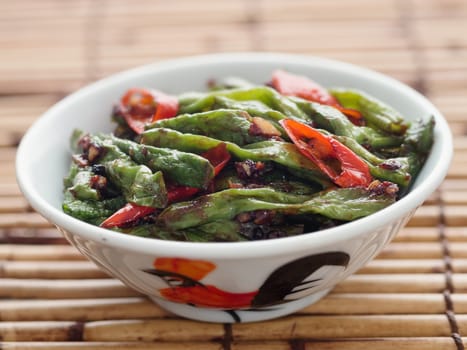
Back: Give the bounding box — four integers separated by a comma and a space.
16, 52, 453, 259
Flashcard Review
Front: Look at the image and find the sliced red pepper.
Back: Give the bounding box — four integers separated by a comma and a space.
279, 119, 372, 188
167, 143, 231, 202
101, 144, 232, 227
121, 88, 154, 106
150, 91, 179, 122
334, 105, 365, 126
271, 70, 363, 124
200, 143, 231, 176
101, 186, 199, 229
119, 88, 179, 134
272, 69, 339, 106
165, 144, 232, 204
100, 202, 156, 229
166, 185, 200, 203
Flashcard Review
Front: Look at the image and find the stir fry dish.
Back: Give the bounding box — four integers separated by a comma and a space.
63, 70, 434, 242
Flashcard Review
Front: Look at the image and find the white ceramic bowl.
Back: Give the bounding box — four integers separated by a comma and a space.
16, 53, 452, 323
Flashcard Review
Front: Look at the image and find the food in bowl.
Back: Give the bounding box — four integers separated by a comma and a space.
16, 54, 451, 322
62, 69, 434, 242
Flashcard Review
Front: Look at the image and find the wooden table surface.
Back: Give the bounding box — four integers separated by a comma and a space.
1, 0, 467, 349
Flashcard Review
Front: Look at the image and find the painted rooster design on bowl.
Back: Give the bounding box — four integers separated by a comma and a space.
143, 251, 350, 322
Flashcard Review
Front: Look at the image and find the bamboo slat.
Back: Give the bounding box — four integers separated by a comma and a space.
335, 273, 467, 293
305, 293, 467, 315
406, 206, 440, 227
0, 278, 139, 299
446, 122, 467, 137
456, 315, 467, 334
0, 260, 106, 279
333, 274, 446, 293
0, 213, 53, 229
2, 340, 458, 350
0, 245, 84, 261
303, 293, 448, 314
232, 343, 302, 350
278, 49, 417, 75
0, 321, 83, 341
233, 338, 459, 350
426, 72, 467, 96
442, 179, 467, 191
0, 228, 67, 245
231, 315, 452, 340
377, 242, 444, 259
258, 0, 399, 21
98, 0, 249, 26
424, 49, 467, 74
0, 342, 223, 350
259, 21, 411, 51
358, 259, 445, 273
445, 206, 467, 226
0, 184, 21, 197
0, 197, 30, 212
83, 319, 224, 342
444, 191, 467, 205
378, 242, 467, 259
0, 297, 167, 321
451, 259, 467, 273
412, 18, 467, 48
3, 293, 467, 322
0, 150, 16, 163
392, 227, 440, 242
411, 0, 467, 17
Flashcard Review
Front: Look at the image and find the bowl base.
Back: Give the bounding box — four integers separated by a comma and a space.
148, 287, 332, 323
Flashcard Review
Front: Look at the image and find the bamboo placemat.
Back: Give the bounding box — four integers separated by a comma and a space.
1, 0, 467, 349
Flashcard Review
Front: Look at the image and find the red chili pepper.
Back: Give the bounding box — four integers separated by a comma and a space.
271, 70, 363, 124
167, 143, 231, 202
200, 143, 231, 176
100, 202, 156, 229
166, 185, 200, 203
334, 105, 365, 126
101, 144, 231, 228
150, 91, 179, 122
279, 119, 372, 188
119, 88, 179, 134
272, 69, 339, 106
101, 186, 199, 229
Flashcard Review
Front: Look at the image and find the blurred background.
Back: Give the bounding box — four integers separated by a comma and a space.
1, 0, 467, 347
